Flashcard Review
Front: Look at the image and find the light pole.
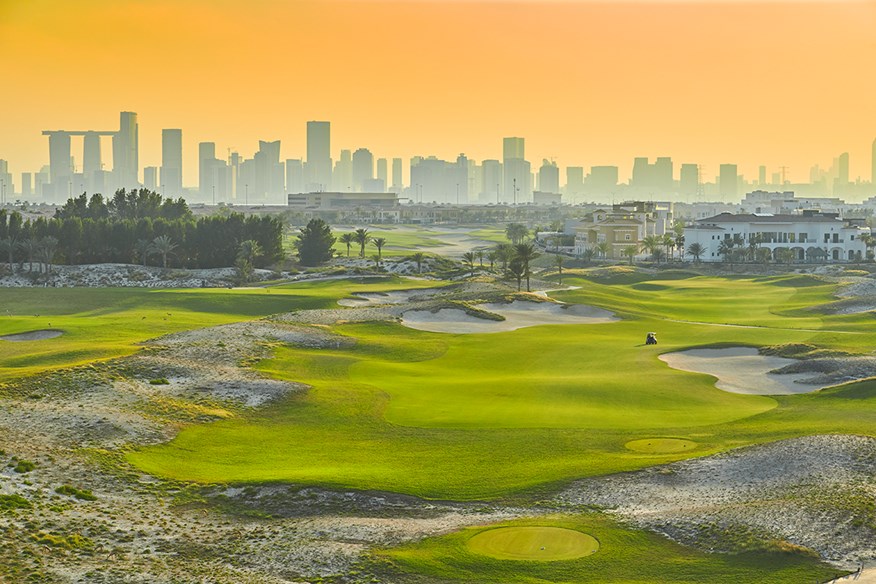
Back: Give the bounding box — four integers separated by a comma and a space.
513, 177, 517, 206
456, 183, 459, 206
496, 183, 500, 205
245, 184, 249, 206
212, 185, 215, 206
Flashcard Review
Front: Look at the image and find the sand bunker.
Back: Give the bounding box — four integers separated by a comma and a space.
0, 329, 64, 341
401, 301, 617, 334
337, 288, 442, 307
467, 526, 599, 561
659, 347, 833, 395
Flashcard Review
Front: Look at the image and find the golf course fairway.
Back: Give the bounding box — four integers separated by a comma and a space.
127, 273, 876, 500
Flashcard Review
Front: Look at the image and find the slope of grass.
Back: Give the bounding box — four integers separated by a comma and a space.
129, 275, 876, 499
0, 277, 437, 382
374, 514, 840, 583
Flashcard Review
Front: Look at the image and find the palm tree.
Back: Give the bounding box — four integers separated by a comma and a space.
462, 251, 476, 276
495, 242, 514, 271
150, 235, 177, 269
580, 247, 596, 264
513, 242, 540, 292
621, 245, 638, 265
651, 248, 666, 264
354, 228, 370, 258
860, 233, 875, 261
686, 242, 705, 264
507, 257, 526, 291
554, 254, 564, 283
409, 251, 426, 273
371, 253, 382, 269
595, 241, 611, 259
340, 232, 355, 257
662, 233, 676, 260
487, 251, 497, 271
236, 239, 263, 282
640, 235, 661, 257
505, 223, 529, 245
777, 247, 796, 265
371, 237, 386, 262
134, 239, 152, 266
718, 238, 736, 266
476, 249, 485, 267
39, 236, 58, 275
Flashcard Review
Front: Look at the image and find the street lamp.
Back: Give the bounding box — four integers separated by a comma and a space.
212, 185, 215, 206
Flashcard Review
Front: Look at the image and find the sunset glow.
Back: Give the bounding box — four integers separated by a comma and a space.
2, 0, 874, 185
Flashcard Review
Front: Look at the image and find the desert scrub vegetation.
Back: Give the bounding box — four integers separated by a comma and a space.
0, 493, 32, 512
55, 485, 97, 501
30, 531, 94, 551
13, 459, 36, 473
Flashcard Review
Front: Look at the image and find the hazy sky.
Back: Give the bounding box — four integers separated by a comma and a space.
1, 0, 874, 186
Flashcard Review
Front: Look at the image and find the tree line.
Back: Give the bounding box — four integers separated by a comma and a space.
0, 189, 284, 270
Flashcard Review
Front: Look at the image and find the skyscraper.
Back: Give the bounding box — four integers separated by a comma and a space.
306, 121, 331, 191
538, 159, 559, 193
391, 158, 403, 190
679, 164, 699, 198
112, 111, 139, 188
719, 164, 738, 200
376, 158, 388, 187
352, 148, 374, 192
502, 137, 529, 203
199, 142, 216, 200
758, 165, 767, 186
161, 129, 183, 196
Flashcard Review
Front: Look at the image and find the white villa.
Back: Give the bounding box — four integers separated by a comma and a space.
684, 210, 870, 262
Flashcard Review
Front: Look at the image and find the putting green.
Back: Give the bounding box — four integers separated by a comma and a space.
625, 438, 697, 453
466, 526, 599, 561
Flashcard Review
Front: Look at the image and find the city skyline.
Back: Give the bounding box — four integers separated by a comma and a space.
1, 110, 874, 207
1, 0, 874, 186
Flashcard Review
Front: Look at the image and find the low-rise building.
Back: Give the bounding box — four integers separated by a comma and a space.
573, 201, 673, 259
684, 210, 869, 262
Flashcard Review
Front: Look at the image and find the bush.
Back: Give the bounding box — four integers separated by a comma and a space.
13, 460, 35, 473
0, 494, 32, 511
55, 485, 97, 501
149, 378, 169, 385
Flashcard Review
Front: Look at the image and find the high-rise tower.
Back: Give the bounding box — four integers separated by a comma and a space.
112, 111, 139, 189
306, 121, 331, 192
161, 129, 183, 196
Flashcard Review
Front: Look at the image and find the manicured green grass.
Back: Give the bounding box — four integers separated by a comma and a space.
466, 526, 599, 561
375, 514, 840, 583
129, 273, 876, 500
0, 277, 437, 382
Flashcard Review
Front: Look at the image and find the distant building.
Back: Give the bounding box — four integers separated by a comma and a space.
112, 111, 139, 189
679, 164, 699, 198
288, 191, 399, 210
573, 201, 673, 259
503, 137, 530, 203
533, 191, 562, 205
352, 148, 374, 192
537, 159, 559, 194
161, 129, 183, 196
306, 121, 332, 192
684, 210, 869, 262
719, 164, 738, 200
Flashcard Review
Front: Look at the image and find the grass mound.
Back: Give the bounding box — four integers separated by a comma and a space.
466, 526, 599, 561
625, 438, 697, 454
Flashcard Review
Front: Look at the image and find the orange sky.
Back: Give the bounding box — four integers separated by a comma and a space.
1, 0, 875, 187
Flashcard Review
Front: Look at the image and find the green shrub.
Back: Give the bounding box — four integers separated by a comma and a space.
13, 460, 35, 473
149, 378, 170, 385
31, 531, 93, 550
55, 485, 97, 501
0, 494, 32, 511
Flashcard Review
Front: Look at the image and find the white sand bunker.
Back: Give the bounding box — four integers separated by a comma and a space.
659, 347, 833, 395
338, 288, 442, 307
0, 329, 64, 342
401, 301, 617, 334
